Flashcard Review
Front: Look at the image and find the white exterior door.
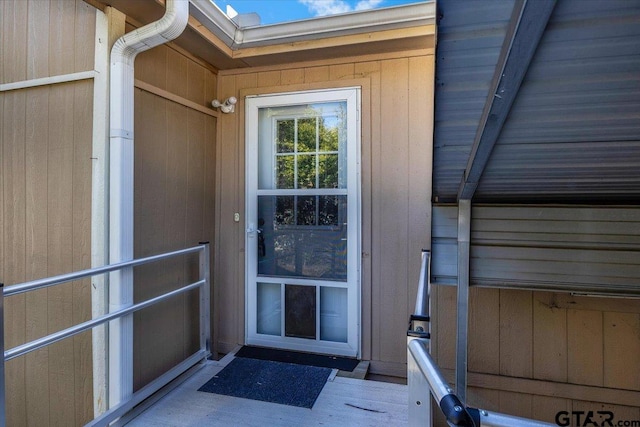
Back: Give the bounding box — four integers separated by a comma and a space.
245, 88, 361, 357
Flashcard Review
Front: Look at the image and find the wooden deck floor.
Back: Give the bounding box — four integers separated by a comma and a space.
126, 354, 409, 427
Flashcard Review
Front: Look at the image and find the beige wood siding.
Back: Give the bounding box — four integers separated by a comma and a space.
213, 49, 434, 376
0, 1, 95, 425
432, 286, 640, 425
1, 0, 95, 84
132, 43, 217, 390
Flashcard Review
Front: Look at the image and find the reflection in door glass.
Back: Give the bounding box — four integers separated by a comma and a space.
318, 196, 339, 226
276, 156, 294, 188
297, 154, 317, 189
275, 196, 294, 225
258, 195, 347, 280
297, 118, 316, 152
276, 119, 294, 153
259, 102, 347, 190
319, 115, 339, 151
318, 154, 338, 188
296, 196, 316, 225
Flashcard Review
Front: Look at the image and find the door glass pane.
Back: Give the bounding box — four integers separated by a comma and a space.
318, 154, 338, 188
258, 102, 347, 190
258, 195, 347, 280
297, 118, 316, 152
296, 195, 316, 226
319, 115, 340, 151
257, 283, 281, 336
320, 287, 347, 342
276, 155, 295, 189
285, 284, 316, 339
297, 154, 317, 189
275, 196, 294, 225
276, 119, 295, 153
318, 196, 339, 226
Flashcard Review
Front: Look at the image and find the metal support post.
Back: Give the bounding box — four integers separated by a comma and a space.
456, 199, 471, 403
0, 283, 5, 427
199, 242, 211, 355
408, 336, 432, 427
408, 250, 432, 427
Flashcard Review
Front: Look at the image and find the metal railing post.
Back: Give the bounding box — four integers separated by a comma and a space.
0, 282, 5, 427
408, 248, 555, 427
408, 251, 432, 427
199, 242, 211, 355
408, 337, 432, 427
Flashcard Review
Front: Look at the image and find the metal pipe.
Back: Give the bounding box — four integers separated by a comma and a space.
408, 338, 555, 427
408, 251, 432, 426
199, 242, 211, 354
109, 0, 189, 407
5, 280, 204, 361
414, 250, 431, 316
0, 283, 5, 426
3, 245, 205, 297
456, 199, 471, 403
408, 339, 452, 403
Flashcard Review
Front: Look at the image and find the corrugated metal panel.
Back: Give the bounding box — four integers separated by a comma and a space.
433, 0, 515, 201
475, 0, 640, 202
431, 205, 640, 295
431, 205, 458, 283
433, 0, 640, 203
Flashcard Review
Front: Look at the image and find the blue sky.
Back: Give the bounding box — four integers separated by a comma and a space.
213, 0, 424, 25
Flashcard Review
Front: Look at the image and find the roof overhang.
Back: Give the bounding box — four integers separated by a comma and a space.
87, 0, 436, 70
190, 0, 434, 48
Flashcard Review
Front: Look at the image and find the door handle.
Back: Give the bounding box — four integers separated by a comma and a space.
246, 223, 262, 234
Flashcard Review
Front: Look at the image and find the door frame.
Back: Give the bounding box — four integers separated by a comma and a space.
244, 87, 362, 357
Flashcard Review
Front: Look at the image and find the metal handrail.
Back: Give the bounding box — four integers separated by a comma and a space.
407, 250, 554, 427
0, 243, 211, 427
4, 245, 204, 297
6, 280, 204, 361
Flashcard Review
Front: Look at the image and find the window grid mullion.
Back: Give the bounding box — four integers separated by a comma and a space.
315, 117, 320, 226
294, 118, 299, 224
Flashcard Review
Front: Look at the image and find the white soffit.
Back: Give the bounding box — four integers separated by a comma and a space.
189, 0, 436, 49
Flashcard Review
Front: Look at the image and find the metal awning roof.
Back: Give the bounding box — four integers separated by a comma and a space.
433, 0, 640, 204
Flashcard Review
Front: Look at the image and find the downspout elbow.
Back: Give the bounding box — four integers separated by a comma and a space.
109, 0, 189, 135
111, 0, 189, 66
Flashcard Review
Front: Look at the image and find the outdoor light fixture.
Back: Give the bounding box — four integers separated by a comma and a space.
211, 96, 237, 113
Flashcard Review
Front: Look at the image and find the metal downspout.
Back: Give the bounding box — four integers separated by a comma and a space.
108, 0, 189, 408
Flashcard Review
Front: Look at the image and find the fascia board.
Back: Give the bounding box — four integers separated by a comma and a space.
240, 2, 435, 47
188, 0, 435, 50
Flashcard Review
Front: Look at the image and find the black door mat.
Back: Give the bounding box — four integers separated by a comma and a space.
235, 345, 359, 372
198, 357, 331, 409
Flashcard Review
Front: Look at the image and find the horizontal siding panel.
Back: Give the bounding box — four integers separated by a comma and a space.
432, 241, 458, 284
431, 205, 640, 294
472, 232, 640, 250
474, 206, 640, 222
432, 206, 458, 284
473, 219, 640, 238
